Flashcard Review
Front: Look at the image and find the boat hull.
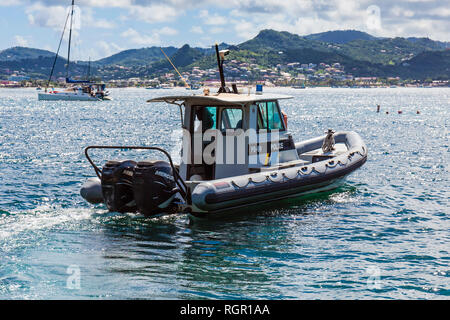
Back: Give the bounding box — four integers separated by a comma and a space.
80, 131, 367, 219
189, 131, 367, 217
188, 177, 347, 220
38, 92, 101, 101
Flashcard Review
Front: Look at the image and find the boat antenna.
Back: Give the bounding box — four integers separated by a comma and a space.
45, 11, 71, 92
215, 43, 229, 93
160, 47, 190, 89
66, 0, 75, 80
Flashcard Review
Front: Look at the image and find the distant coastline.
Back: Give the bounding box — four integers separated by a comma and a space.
1, 30, 449, 87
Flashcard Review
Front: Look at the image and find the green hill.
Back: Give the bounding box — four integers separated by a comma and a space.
0, 47, 55, 61
149, 44, 205, 72
399, 50, 450, 79
238, 29, 328, 52
305, 30, 377, 43
1, 29, 448, 81
0, 55, 89, 80
184, 30, 449, 80
406, 37, 449, 50
95, 46, 177, 67
339, 37, 446, 65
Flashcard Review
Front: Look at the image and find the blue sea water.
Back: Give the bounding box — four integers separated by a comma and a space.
0, 87, 448, 299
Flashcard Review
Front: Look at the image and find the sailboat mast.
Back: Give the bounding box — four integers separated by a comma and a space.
45, 11, 70, 92
66, 0, 75, 79
87, 57, 91, 81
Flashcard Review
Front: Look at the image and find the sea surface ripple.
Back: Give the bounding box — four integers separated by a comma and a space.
0, 87, 448, 299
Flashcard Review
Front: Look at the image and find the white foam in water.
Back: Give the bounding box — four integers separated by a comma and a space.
0, 205, 94, 241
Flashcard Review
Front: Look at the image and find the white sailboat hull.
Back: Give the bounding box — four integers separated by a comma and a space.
38, 92, 101, 101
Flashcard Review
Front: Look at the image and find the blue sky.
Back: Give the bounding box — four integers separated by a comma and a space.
0, 0, 449, 60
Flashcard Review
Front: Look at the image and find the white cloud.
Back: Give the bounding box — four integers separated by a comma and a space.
26, 3, 68, 30
79, 0, 132, 7
82, 7, 116, 29
120, 28, 161, 46
25, 3, 114, 30
210, 27, 225, 34
199, 9, 227, 25
0, 0, 23, 5
98, 40, 124, 58
126, 4, 179, 24
159, 26, 178, 36
190, 26, 204, 34
3, 0, 450, 45
232, 20, 258, 39
14, 35, 29, 46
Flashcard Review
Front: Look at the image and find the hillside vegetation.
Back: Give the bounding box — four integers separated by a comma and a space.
1, 29, 448, 81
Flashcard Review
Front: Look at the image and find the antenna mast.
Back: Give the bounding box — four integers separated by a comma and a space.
215, 43, 229, 93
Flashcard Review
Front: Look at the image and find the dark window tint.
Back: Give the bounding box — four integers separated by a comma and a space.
221, 108, 243, 130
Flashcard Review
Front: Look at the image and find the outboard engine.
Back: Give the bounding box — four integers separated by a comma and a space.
101, 160, 137, 213
133, 160, 179, 217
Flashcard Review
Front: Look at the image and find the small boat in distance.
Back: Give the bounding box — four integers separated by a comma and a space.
39, 83, 110, 101
38, 0, 110, 101
160, 83, 173, 89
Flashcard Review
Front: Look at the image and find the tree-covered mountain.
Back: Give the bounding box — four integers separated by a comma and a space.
0, 55, 89, 80
338, 37, 448, 65
304, 30, 378, 43
1, 29, 448, 81
0, 47, 55, 61
238, 29, 328, 52
399, 50, 450, 79
406, 37, 449, 50
146, 44, 205, 73
95, 46, 177, 67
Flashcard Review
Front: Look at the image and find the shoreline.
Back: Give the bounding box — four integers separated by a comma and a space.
1, 85, 449, 89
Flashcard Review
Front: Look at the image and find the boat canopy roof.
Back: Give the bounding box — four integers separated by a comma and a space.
146, 93, 293, 106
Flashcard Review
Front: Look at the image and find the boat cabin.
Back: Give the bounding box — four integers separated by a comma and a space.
148, 92, 304, 182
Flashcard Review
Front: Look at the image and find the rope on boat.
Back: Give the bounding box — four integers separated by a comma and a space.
160, 47, 191, 89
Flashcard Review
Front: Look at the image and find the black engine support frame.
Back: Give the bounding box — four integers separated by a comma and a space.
84, 145, 188, 201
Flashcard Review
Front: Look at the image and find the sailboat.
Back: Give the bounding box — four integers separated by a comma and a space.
38, 0, 110, 101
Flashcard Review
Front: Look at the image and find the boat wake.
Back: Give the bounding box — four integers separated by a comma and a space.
0, 205, 93, 242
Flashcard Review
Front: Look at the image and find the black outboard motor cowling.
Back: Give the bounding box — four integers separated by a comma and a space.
133, 160, 178, 217
101, 160, 137, 213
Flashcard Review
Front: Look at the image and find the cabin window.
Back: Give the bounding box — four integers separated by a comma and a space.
220, 108, 243, 131
257, 104, 268, 130
193, 106, 217, 132
257, 101, 285, 131
267, 101, 285, 130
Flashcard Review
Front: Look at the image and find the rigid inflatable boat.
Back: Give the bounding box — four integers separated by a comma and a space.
80, 45, 367, 219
